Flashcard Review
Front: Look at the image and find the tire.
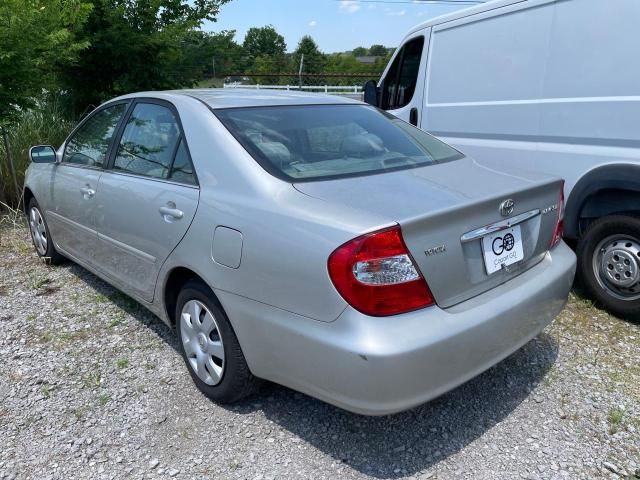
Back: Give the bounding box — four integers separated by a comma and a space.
577, 215, 640, 321
175, 280, 260, 403
27, 198, 65, 265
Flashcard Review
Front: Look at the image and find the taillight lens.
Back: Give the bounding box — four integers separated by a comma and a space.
328, 226, 435, 316
550, 180, 565, 249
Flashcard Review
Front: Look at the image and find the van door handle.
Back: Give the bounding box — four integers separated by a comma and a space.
80, 186, 95, 198
409, 107, 419, 126
159, 205, 184, 221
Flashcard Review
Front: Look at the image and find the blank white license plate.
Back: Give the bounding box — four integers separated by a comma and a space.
482, 225, 525, 275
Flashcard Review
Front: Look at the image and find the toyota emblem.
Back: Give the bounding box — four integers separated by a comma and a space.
499, 199, 515, 217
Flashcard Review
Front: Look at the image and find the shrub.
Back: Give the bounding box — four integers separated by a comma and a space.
0, 99, 74, 207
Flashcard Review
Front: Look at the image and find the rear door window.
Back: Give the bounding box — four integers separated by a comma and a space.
113, 103, 180, 180
111, 102, 197, 185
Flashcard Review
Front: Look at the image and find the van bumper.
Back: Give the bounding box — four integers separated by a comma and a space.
217, 241, 576, 415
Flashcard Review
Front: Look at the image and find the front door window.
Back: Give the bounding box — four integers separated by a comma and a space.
381, 37, 425, 110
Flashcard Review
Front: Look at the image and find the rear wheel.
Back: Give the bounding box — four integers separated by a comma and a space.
27, 198, 64, 264
577, 215, 640, 321
175, 280, 260, 402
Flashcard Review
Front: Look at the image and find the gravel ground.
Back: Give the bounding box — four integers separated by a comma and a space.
1, 222, 639, 480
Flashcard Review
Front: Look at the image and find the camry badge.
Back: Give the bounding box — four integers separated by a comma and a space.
499, 199, 515, 217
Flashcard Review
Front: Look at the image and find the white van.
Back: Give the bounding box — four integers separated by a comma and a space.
366, 0, 640, 320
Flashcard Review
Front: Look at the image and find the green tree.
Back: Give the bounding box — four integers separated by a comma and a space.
60, 0, 229, 114
243, 25, 286, 59
294, 35, 326, 79
180, 30, 246, 80
0, 0, 92, 124
369, 44, 387, 57
243, 26, 287, 84
351, 47, 367, 57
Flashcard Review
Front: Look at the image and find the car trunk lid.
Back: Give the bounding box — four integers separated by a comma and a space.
294, 158, 563, 308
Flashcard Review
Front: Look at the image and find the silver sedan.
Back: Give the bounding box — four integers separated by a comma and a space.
23, 90, 576, 415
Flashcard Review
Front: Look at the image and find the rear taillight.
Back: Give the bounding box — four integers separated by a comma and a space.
550, 180, 565, 249
327, 226, 434, 317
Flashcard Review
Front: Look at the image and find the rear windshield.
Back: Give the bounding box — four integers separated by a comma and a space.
215, 104, 463, 182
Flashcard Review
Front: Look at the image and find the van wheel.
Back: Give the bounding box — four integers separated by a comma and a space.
175, 280, 260, 402
577, 215, 640, 321
27, 198, 64, 264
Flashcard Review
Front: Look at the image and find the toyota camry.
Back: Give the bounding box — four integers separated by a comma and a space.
23, 90, 576, 415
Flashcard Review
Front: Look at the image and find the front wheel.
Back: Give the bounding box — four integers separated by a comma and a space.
577, 215, 640, 321
175, 280, 260, 403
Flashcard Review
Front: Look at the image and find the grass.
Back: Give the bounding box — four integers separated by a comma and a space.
109, 316, 125, 328
93, 293, 109, 304
0, 98, 74, 207
607, 406, 626, 434
29, 274, 51, 290
81, 371, 102, 389
116, 358, 129, 369
41, 385, 51, 399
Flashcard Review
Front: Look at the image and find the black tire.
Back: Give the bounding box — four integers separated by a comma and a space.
175, 279, 260, 403
577, 215, 640, 321
27, 198, 65, 265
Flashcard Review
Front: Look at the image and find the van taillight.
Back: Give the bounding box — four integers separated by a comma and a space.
327, 226, 435, 316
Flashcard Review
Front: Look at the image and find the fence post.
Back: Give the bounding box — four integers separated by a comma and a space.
1, 127, 20, 207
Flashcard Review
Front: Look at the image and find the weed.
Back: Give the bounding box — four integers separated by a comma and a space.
94, 293, 109, 303
29, 275, 51, 290
38, 331, 53, 343
41, 385, 51, 398
607, 406, 625, 434
97, 393, 110, 406
82, 371, 102, 389
116, 358, 129, 370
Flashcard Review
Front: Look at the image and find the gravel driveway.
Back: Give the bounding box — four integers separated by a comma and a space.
1, 222, 638, 480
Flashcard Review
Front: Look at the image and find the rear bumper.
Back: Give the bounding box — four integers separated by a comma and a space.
218, 241, 576, 415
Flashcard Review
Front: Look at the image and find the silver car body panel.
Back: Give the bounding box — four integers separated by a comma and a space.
94, 171, 199, 302
24, 89, 576, 414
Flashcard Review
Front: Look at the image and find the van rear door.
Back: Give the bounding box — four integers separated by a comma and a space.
378, 30, 429, 128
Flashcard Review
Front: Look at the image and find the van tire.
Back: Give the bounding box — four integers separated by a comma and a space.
577, 215, 640, 322
175, 280, 261, 403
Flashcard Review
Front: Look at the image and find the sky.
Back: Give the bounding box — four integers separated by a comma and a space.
204, 0, 481, 53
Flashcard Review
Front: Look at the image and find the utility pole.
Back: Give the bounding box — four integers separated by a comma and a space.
298, 54, 304, 89
212, 57, 216, 79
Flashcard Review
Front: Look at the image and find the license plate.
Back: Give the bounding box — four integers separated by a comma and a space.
482, 225, 525, 275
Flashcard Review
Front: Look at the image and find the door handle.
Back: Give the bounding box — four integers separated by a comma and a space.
80, 186, 95, 198
159, 206, 184, 220
409, 107, 419, 126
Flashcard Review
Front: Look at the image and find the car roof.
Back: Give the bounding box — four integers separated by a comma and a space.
116, 88, 363, 109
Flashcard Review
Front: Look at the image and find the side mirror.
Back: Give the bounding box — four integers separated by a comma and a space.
363, 80, 379, 107
29, 145, 57, 164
